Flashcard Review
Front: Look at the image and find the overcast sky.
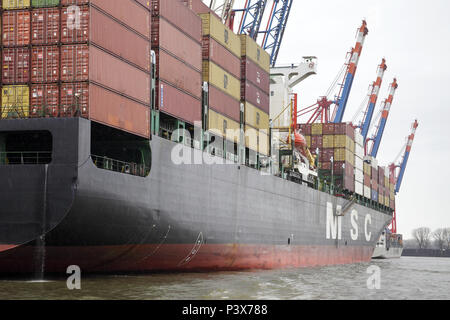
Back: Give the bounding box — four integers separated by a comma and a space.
227, 0, 450, 239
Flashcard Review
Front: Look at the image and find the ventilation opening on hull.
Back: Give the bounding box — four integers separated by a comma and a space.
91, 122, 151, 177
0, 131, 52, 165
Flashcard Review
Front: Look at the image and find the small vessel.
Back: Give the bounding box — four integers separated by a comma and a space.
372, 228, 403, 259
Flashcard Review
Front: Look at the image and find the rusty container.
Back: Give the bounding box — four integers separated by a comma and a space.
2, 10, 31, 47
31, 8, 60, 45
155, 49, 202, 99
2, 48, 30, 84
241, 57, 269, 94
241, 80, 269, 114
203, 36, 241, 79
152, 17, 202, 71
156, 80, 202, 125
208, 84, 240, 122
31, 46, 60, 83
151, 0, 202, 43
30, 84, 59, 117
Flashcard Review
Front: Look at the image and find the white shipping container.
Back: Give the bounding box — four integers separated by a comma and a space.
355, 155, 364, 170
364, 185, 371, 199
355, 168, 364, 182
355, 181, 364, 196
355, 143, 364, 157
384, 166, 390, 178
354, 131, 364, 146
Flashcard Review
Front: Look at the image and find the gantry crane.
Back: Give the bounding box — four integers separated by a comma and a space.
208, 0, 235, 25
234, 0, 268, 40
297, 20, 369, 124
388, 120, 419, 233
261, 0, 293, 67
367, 78, 398, 157
358, 58, 387, 142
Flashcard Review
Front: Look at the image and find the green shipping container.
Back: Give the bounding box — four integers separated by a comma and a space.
32, 0, 59, 7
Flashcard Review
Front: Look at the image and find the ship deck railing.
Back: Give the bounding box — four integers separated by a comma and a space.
0, 151, 52, 165
91, 154, 150, 178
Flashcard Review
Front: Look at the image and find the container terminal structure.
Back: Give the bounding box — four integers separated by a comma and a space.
0, 0, 407, 274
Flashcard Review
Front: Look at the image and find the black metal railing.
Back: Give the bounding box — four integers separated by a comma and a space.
0, 151, 52, 165
91, 155, 150, 177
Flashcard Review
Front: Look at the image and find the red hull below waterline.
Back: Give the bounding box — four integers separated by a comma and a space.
0, 244, 374, 274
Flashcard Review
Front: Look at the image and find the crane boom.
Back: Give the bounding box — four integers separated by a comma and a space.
394, 120, 419, 193
360, 58, 387, 142
236, 0, 268, 40
209, 0, 236, 24
333, 20, 369, 123
261, 0, 293, 67
369, 78, 398, 157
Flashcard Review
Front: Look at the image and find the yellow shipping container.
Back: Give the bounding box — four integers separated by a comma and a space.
363, 162, 371, 176
334, 148, 354, 166
3, 0, 30, 9
385, 176, 389, 187
390, 184, 395, 193
244, 102, 269, 131
1, 85, 29, 119
311, 123, 322, 135
305, 135, 311, 148
203, 61, 240, 101
200, 13, 241, 58
334, 135, 355, 153
208, 109, 240, 142
323, 135, 334, 148
379, 194, 384, 205
390, 191, 395, 200
244, 125, 269, 156
239, 35, 270, 73
385, 196, 390, 207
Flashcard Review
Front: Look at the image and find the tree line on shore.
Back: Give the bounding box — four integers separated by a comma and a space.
404, 227, 450, 250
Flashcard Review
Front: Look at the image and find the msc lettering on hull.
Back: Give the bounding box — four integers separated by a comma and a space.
326, 202, 372, 242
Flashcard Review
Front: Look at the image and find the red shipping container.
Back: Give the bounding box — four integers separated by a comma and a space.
203, 36, 240, 79
152, 17, 202, 71
335, 123, 355, 140
319, 148, 334, 162
378, 166, 385, 185
61, 44, 89, 82
2, 11, 31, 47
333, 161, 353, 176
151, 0, 202, 43
241, 58, 269, 94
2, 48, 30, 84
155, 49, 202, 99
297, 123, 311, 135
31, 84, 59, 117
61, 5, 89, 43
60, 82, 89, 118
208, 84, 240, 122
32, 8, 60, 45
364, 173, 371, 187
311, 136, 323, 150
322, 123, 336, 135
32, 46, 60, 83
320, 162, 332, 170
157, 80, 202, 125
135, 0, 151, 10
89, 6, 151, 71
60, 0, 150, 39
89, 84, 150, 138
241, 80, 270, 114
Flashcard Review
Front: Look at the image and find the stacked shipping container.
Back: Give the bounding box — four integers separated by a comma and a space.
1, 0, 152, 138
199, 12, 241, 158
240, 35, 270, 157
151, 0, 203, 126
300, 122, 356, 193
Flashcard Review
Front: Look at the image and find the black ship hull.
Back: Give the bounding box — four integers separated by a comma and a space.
0, 118, 392, 274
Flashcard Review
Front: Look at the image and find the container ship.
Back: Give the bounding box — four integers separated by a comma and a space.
0, 0, 396, 274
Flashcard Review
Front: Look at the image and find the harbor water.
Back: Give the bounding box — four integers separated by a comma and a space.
0, 256, 449, 300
